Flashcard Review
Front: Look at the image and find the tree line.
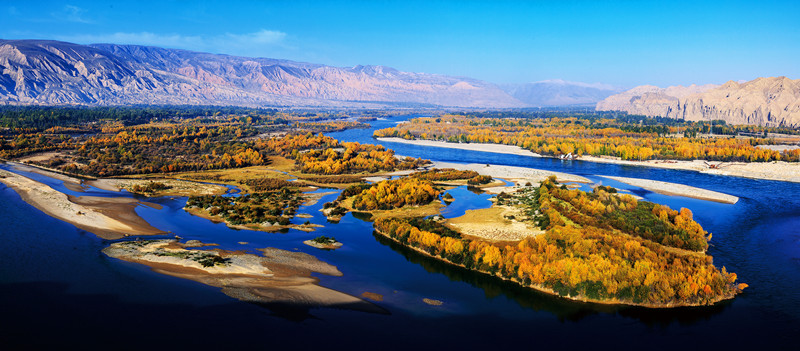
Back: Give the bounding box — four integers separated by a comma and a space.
374, 115, 799, 162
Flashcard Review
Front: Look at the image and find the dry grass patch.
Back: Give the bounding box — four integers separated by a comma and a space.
445, 205, 542, 242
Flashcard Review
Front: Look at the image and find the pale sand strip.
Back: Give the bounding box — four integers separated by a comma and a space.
431, 161, 590, 188
581, 156, 800, 183
0, 168, 164, 239
377, 137, 542, 157
601, 175, 739, 204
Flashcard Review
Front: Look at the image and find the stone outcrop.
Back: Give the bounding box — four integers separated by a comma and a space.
597, 77, 800, 127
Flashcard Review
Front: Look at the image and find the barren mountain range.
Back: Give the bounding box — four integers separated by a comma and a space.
0, 39, 626, 109
2, 39, 797, 126
0, 39, 601, 109
597, 77, 800, 127
500, 79, 622, 107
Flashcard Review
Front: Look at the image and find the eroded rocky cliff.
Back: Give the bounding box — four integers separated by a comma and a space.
597, 77, 800, 126
0, 39, 524, 108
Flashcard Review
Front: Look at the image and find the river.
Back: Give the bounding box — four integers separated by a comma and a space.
0, 116, 798, 350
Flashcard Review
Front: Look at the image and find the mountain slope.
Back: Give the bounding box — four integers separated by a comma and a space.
0, 39, 524, 108
597, 77, 800, 126
500, 79, 622, 107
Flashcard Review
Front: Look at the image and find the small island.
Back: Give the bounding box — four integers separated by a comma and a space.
304, 236, 343, 250
102, 239, 384, 313
335, 173, 746, 308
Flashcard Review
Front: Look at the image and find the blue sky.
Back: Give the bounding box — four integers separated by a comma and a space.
2, 0, 798, 87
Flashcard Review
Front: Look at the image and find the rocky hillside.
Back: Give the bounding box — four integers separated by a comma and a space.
0, 39, 524, 108
500, 79, 622, 107
597, 77, 800, 126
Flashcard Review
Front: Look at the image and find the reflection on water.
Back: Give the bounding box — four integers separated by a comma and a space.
1, 115, 799, 349
372, 231, 606, 321
373, 231, 729, 325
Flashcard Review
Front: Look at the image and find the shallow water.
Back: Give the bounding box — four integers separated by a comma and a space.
1, 116, 799, 350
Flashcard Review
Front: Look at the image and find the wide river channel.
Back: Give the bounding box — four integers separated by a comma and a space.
1, 116, 798, 350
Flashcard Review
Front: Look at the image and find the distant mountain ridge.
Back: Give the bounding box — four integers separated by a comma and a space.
597, 77, 800, 126
500, 79, 623, 107
0, 39, 525, 108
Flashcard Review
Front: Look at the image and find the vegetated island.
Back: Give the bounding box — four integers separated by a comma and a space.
349, 172, 746, 308
374, 114, 800, 183
304, 236, 343, 250
102, 239, 384, 313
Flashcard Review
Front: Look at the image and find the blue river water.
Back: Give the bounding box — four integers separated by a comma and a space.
1, 116, 799, 350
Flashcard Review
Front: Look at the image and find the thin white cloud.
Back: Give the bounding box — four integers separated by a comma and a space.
63, 32, 205, 48
225, 30, 286, 45
57, 5, 93, 24
57, 29, 289, 56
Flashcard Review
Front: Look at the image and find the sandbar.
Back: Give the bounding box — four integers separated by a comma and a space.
0, 168, 164, 239
103, 240, 385, 313
87, 178, 228, 196
581, 156, 800, 183
601, 175, 739, 204
377, 137, 542, 157
430, 161, 590, 193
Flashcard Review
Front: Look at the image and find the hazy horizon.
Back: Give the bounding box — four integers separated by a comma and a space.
2, 0, 798, 88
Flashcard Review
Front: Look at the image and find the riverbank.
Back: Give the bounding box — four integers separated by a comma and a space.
103, 239, 384, 313
377, 137, 542, 157
601, 176, 739, 204
0, 168, 164, 239
87, 178, 228, 197
580, 156, 800, 183
377, 138, 800, 183
373, 227, 737, 308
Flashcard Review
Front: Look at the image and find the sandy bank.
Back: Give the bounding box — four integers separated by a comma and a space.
429, 161, 589, 194
302, 191, 337, 206
0, 168, 164, 239
600, 176, 739, 204
87, 178, 228, 196
103, 240, 384, 313
377, 137, 542, 157
8, 161, 86, 184
581, 156, 800, 183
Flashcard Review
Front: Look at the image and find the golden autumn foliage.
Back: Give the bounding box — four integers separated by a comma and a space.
534, 178, 709, 251
3, 121, 426, 177
255, 132, 428, 175
352, 177, 439, 210
374, 115, 796, 162
373, 178, 744, 307
410, 168, 480, 181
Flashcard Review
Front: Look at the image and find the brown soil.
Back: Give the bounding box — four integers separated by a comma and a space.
361, 292, 384, 302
